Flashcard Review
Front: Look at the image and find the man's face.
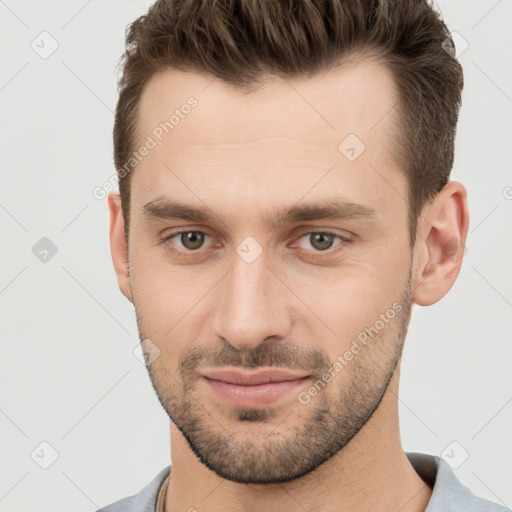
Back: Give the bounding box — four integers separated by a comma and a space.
126, 61, 414, 483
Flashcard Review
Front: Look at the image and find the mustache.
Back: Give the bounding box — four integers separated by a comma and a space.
179, 338, 331, 377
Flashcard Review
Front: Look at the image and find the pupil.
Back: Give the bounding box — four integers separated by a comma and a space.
182, 232, 204, 250
312, 233, 333, 251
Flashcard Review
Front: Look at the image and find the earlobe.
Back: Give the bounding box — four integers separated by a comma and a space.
108, 191, 132, 303
412, 181, 469, 306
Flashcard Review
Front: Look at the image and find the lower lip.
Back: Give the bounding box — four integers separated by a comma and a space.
202, 376, 311, 407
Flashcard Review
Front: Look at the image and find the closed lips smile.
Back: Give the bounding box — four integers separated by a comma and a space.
201, 368, 312, 407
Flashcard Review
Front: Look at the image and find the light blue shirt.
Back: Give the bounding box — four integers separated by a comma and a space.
96, 452, 510, 511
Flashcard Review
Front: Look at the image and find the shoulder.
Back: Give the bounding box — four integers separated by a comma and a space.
95, 465, 171, 512
96, 494, 138, 512
406, 452, 510, 512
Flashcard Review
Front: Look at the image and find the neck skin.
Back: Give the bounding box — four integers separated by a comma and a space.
164, 365, 432, 512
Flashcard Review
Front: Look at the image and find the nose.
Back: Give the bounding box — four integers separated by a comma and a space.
211, 246, 293, 351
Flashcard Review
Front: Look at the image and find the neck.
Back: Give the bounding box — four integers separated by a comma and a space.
164, 368, 432, 512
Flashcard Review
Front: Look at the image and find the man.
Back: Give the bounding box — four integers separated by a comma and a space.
98, 0, 508, 511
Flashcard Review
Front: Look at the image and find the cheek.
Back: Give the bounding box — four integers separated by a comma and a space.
129, 245, 222, 344
290, 252, 409, 356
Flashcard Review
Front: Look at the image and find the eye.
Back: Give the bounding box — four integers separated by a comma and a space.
160, 229, 350, 260
295, 231, 347, 253
162, 230, 212, 251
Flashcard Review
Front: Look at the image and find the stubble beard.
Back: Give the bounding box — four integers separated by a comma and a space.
134, 269, 413, 484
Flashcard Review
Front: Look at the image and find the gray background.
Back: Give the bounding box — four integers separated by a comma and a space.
1, 1, 511, 510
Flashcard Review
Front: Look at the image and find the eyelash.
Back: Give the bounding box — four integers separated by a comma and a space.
159, 229, 351, 261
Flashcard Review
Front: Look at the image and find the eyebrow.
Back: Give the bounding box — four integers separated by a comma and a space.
142, 196, 379, 227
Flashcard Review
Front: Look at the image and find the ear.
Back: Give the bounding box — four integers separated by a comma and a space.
412, 181, 469, 306
108, 191, 132, 303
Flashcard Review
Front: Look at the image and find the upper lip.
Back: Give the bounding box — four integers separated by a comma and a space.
201, 368, 310, 385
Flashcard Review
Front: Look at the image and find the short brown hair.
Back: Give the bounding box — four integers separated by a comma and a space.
113, 0, 464, 245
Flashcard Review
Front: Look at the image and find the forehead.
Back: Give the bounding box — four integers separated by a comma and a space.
131, 61, 405, 226
137, 59, 399, 145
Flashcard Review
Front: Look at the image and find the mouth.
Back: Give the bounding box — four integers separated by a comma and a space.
200, 368, 312, 408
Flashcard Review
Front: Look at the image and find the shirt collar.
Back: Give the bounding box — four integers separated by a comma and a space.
151, 453, 507, 512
